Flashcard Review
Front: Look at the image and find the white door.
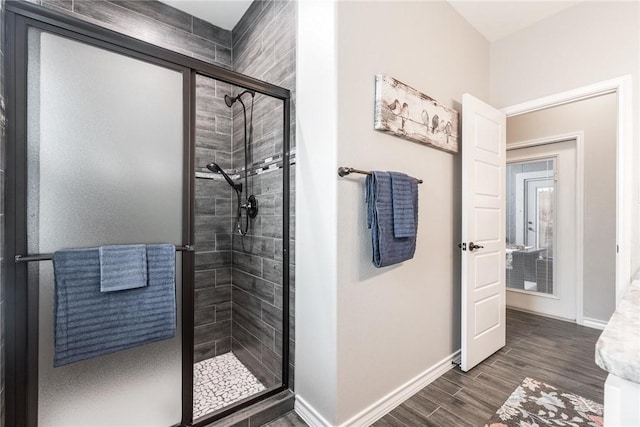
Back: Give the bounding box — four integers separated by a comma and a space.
461, 94, 506, 372
506, 141, 578, 320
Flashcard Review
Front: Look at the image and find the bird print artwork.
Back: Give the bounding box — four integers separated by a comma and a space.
421, 110, 429, 128
374, 74, 459, 153
436, 119, 451, 135
400, 103, 409, 132
431, 114, 439, 134
388, 99, 402, 115
387, 99, 410, 134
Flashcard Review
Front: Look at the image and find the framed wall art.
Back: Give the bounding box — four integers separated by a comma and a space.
374, 74, 459, 153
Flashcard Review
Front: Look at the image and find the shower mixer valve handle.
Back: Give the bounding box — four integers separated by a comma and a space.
242, 195, 259, 219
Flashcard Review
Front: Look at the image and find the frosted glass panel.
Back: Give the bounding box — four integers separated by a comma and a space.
27, 28, 184, 426
506, 159, 555, 295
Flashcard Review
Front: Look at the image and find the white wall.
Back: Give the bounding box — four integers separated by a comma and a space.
334, 1, 489, 423
490, 1, 640, 281
295, 0, 339, 423
507, 93, 618, 322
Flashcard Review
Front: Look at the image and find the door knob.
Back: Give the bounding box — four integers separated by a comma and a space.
469, 242, 484, 251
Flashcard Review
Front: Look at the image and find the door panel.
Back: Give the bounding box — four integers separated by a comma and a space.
475, 252, 501, 289
461, 94, 506, 372
475, 208, 501, 242
475, 295, 501, 335
27, 28, 184, 426
475, 161, 501, 196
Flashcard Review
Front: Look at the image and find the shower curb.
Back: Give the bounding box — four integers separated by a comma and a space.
202, 390, 295, 427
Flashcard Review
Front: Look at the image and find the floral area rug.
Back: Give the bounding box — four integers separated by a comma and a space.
485, 377, 603, 427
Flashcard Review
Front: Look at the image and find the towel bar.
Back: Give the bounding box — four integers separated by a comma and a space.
338, 166, 423, 184
14, 245, 195, 263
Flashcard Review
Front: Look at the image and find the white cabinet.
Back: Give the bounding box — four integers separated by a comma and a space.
604, 373, 640, 426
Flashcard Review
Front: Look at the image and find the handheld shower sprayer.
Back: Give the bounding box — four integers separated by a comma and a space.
206, 162, 241, 192
205, 160, 258, 236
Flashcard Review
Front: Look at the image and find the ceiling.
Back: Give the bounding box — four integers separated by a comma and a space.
448, 1, 582, 42
159, 0, 252, 31
160, 0, 582, 41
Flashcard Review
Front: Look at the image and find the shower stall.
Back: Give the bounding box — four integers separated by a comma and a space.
192, 74, 290, 420
4, 2, 292, 426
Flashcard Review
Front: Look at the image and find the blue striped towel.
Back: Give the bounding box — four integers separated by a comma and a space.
52, 244, 176, 367
366, 171, 419, 268
390, 172, 418, 238
99, 244, 147, 292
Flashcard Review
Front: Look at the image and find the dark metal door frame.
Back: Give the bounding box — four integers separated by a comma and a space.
4, 3, 291, 427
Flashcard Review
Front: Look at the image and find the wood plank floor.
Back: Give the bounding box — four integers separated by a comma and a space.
264, 411, 307, 426
266, 309, 607, 426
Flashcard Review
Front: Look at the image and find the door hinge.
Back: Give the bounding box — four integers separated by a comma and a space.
458, 242, 467, 251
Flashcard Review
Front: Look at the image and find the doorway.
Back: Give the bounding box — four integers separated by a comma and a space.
460, 83, 625, 373
506, 141, 579, 320
504, 91, 619, 327
502, 79, 630, 317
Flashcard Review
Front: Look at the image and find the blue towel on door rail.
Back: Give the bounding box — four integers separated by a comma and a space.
366, 171, 419, 268
52, 244, 176, 367
99, 244, 147, 292
390, 172, 418, 238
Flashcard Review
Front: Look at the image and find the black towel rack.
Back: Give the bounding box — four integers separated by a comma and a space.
14, 245, 195, 263
338, 167, 423, 184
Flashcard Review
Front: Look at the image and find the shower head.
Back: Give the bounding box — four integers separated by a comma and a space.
206, 162, 221, 173
206, 162, 241, 192
224, 89, 256, 108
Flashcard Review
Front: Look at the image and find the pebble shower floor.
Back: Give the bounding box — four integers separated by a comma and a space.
193, 352, 266, 418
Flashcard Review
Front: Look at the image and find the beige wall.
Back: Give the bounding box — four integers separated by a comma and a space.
491, 1, 640, 281
335, 1, 489, 423
297, 1, 489, 424
507, 93, 617, 321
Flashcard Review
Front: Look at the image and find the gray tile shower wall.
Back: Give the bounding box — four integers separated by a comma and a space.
25, 0, 235, 361
1, 0, 5, 423
28, 0, 233, 68
230, 0, 296, 390
194, 75, 234, 362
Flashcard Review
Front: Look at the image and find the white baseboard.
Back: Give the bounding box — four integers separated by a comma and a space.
507, 306, 575, 323
295, 350, 460, 427
581, 317, 608, 330
507, 306, 608, 330
295, 395, 334, 427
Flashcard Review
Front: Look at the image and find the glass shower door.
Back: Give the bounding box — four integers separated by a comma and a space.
26, 27, 185, 426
